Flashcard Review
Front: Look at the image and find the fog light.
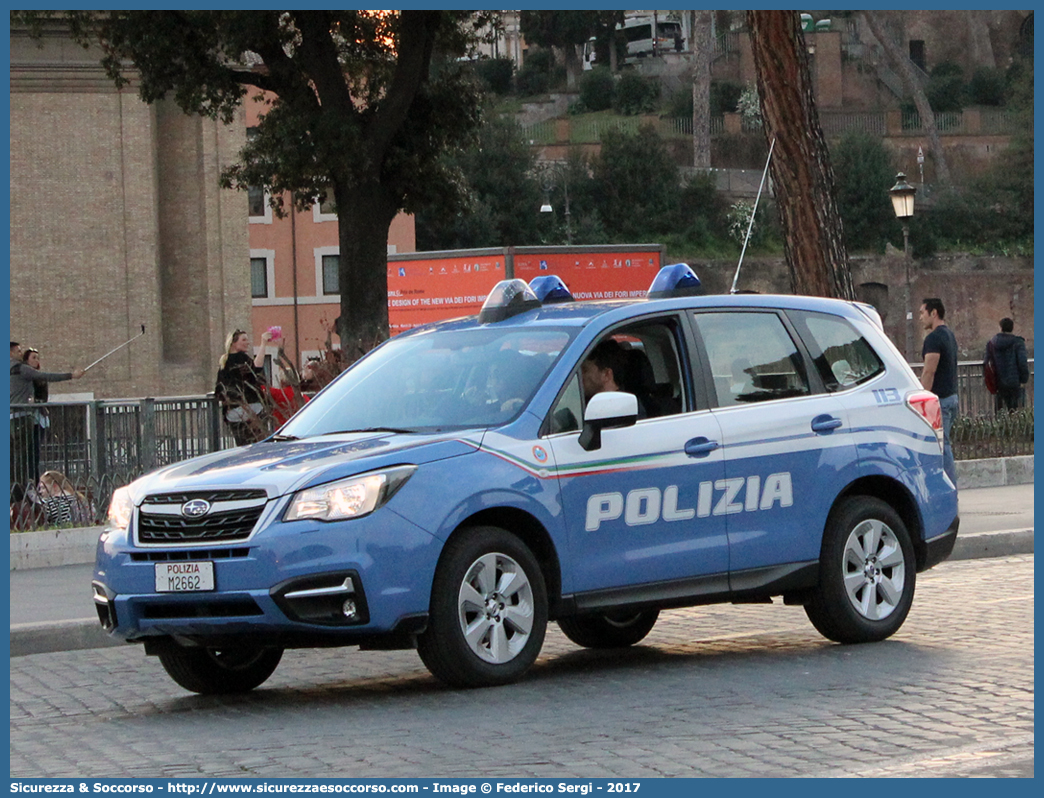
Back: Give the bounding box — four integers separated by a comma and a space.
342, 599, 358, 619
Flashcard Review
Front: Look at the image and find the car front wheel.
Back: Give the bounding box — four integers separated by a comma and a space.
805, 496, 915, 644
418, 526, 548, 688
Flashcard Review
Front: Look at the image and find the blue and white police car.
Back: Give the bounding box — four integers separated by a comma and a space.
94, 265, 958, 693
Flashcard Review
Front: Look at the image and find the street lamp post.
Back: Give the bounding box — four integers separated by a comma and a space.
889, 172, 916, 361
538, 161, 572, 246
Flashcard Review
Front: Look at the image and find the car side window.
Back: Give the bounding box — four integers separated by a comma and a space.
547, 318, 688, 433
788, 310, 885, 390
549, 372, 584, 434
694, 311, 811, 406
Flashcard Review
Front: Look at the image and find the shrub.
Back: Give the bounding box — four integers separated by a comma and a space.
952, 407, 1034, 459
515, 48, 554, 96
664, 86, 692, 118
710, 80, 744, 115
613, 71, 659, 115
968, 66, 1005, 106
737, 83, 762, 129
473, 58, 514, 96
926, 61, 965, 112
579, 66, 615, 112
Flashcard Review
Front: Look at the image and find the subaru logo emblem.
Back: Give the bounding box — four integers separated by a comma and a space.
181, 499, 211, 518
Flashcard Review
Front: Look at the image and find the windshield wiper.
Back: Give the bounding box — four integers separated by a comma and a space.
270, 434, 300, 441
324, 427, 417, 435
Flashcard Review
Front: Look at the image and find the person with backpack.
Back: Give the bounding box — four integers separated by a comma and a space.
984, 318, 1029, 413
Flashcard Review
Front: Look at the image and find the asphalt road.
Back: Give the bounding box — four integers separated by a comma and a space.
10, 554, 1034, 779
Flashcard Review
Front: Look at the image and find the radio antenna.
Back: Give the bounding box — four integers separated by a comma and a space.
730, 137, 775, 294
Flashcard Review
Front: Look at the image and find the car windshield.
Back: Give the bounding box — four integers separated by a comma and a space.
280, 327, 575, 437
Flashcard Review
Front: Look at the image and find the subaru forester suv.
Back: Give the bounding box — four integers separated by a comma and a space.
94, 266, 958, 693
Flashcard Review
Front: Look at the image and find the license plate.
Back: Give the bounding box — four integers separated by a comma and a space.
155, 562, 215, 593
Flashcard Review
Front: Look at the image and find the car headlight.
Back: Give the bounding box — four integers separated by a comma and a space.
107, 487, 134, 532
285, 465, 417, 522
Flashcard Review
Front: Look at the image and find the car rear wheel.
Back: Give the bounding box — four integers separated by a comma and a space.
156, 642, 283, 694
558, 608, 659, 649
805, 496, 915, 644
418, 526, 547, 688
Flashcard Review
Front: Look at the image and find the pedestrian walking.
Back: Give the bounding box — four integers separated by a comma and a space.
9, 341, 84, 501
918, 299, 958, 484
215, 328, 273, 446
984, 317, 1029, 413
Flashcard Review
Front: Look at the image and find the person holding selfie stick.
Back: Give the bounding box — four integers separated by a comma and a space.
215, 328, 275, 446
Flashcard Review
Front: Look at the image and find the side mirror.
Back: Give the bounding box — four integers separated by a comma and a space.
578, 391, 639, 451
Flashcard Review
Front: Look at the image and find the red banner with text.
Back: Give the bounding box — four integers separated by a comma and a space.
387, 255, 507, 334
512, 250, 662, 301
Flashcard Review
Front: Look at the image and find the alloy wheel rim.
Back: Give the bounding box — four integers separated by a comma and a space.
842, 519, 906, 621
457, 552, 535, 664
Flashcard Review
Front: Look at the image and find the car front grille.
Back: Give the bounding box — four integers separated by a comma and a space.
136, 490, 269, 545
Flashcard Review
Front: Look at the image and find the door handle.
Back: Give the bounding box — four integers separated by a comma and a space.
811, 414, 843, 434
684, 437, 720, 458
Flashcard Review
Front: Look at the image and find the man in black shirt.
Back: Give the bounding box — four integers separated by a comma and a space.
919, 298, 958, 483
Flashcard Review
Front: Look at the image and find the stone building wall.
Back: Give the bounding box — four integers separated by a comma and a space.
10, 26, 249, 399
691, 253, 1034, 362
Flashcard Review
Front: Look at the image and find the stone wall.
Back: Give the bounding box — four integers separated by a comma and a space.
689, 253, 1033, 361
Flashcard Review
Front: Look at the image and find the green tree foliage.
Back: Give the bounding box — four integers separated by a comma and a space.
579, 67, 615, 112
677, 173, 730, 249
924, 40, 1032, 254
829, 133, 898, 253
515, 48, 554, 96
472, 58, 514, 96
415, 115, 544, 250
925, 61, 966, 112
612, 72, 659, 115
592, 126, 680, 239
15, 10, 492, 359
711, 80, 745, 115
519, 10, 622, 59
967, 66, 1005, 106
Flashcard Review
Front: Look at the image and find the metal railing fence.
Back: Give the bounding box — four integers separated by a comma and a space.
10, 396, 233, 531
912, 359, 1034, 418
9, 364, 1033, 531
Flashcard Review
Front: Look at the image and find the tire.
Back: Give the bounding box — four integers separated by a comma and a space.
418, 526, 548, 688
805, 496, 916, 644
156, 642, 284, 694
558, 608, 659, 649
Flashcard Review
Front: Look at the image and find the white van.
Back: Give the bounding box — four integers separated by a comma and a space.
583, 17, 684, 69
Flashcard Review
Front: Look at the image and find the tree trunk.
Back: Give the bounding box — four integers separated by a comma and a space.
860, 11, 951, 186
562, 45, 579, 89
335, 179, 397, 364
746, 10, 854, 300
691, 10, 713, 168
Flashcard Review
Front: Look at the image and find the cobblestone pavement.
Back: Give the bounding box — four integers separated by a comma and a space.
10, 556, 1033, 779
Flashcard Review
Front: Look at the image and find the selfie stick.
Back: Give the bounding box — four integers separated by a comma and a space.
84, 324, 146, 372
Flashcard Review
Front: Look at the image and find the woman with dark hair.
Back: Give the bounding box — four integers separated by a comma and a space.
215, 328, 273, 445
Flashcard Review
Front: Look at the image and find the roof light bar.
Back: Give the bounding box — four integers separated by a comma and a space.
529, 275, 574, 304
478, 279, 542, 324
647, 263, 702, 299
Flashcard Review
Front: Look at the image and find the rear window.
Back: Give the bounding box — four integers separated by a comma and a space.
788, 310, 885, 391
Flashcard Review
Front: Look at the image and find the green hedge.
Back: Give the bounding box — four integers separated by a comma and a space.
952, 407, 1034, 460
